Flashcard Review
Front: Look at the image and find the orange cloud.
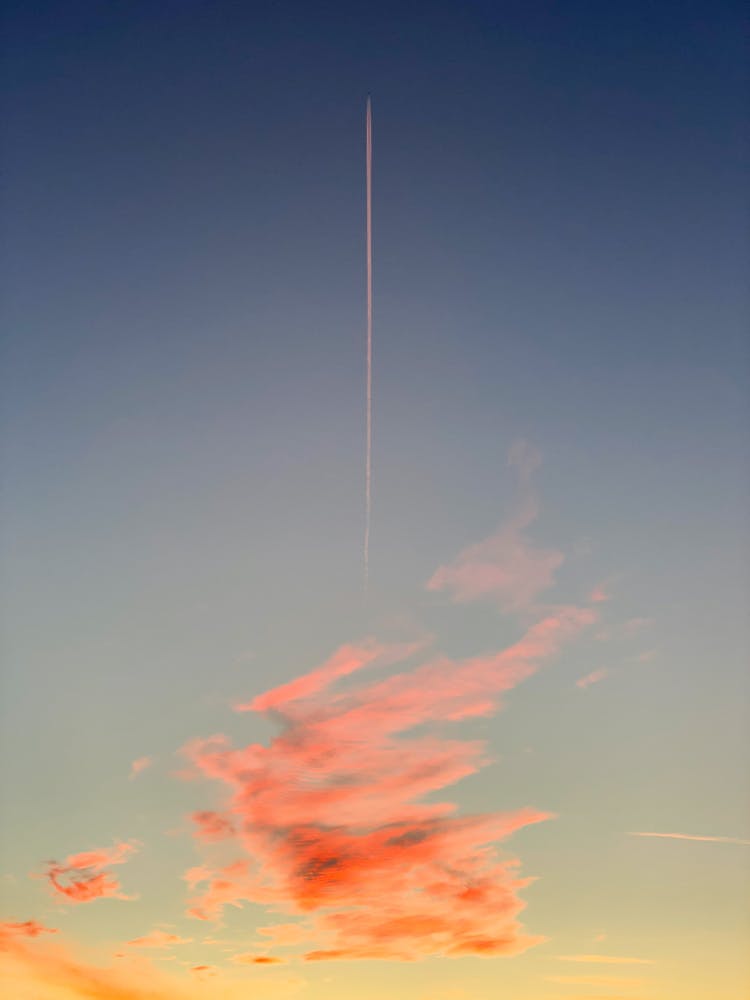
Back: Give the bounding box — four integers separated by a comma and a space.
576, 668, 607, 689
0, 920, 57, 942
0, 928, 194, 999
233, 953, 286, 965
1, 926, 306, 998
191, 810, 235, 841
126, 929, 192, 948
427, 442, 564, 612
190, 963, 218, 978
182, 603, 596, 960
43, 840, 139, 904
129, 756, 152, 780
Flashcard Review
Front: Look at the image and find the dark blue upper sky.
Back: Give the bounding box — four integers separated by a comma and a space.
3, 0, 746, 574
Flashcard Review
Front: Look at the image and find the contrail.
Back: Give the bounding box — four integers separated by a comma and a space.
629, 831, 750, 845
364, 96, 373, 591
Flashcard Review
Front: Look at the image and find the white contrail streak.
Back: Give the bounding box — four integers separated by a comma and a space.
629, 831, 750, 845
364, 96, 373, 591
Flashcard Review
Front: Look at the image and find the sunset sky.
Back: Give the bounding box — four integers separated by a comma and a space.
1, 2, 748, 999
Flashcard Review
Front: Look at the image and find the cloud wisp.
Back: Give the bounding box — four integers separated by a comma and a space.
129, 757, 152, 781
576, 668, 608, 689
629, 831, 750, 846
427, 442, 564, 612
0, 924, 305, 1000
0, 920, 58, 943
43, 841, 140, 904
126, 929, 193, 949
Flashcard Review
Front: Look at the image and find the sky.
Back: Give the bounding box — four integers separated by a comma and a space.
1, 1, 748, 998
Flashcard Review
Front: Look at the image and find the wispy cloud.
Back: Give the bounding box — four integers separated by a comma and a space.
235, 639, 425, 713
629, 831, 750, 846
576, 668, 608, 689
427, 442, 564, 612
1, 929, 194, 999
190, 964, 218, 978
0, 920, 57, 942
555, 954, 655, 964
126, 930, 192, 949
129, 757, 152, 780
43, 841, 140, 904
182, 600, 596, 960
233, 953, 287, 965
257, 924, 314, 946
191, 810, 236, 842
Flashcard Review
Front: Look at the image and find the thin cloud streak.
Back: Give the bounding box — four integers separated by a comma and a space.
576, 668, 607, 689
629, 831, 750, 845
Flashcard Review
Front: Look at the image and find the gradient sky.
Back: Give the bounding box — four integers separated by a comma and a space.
1, 2, 748, 998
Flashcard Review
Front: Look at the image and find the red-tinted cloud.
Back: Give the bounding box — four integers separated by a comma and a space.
236, 639, 425, 713
233, 953, 286, 965
43, 840, 139, 904
0, 920, 57, 943
183, 604, 596, 960
191, 811, 236, 842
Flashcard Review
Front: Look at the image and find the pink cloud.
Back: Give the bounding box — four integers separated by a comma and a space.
182, 603, 596, 960
0, 920, 57, 942
576, 668, 607, 689
126, 930, 192, 949
43, 841, 139, 904
427, 443, 564, 612
129, 757, 152, 780
182, 865, 213, 889
236, 639, 425, 713
191, 811, 235, 842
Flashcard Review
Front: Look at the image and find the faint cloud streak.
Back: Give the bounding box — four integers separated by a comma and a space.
629, 831, 750, 845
